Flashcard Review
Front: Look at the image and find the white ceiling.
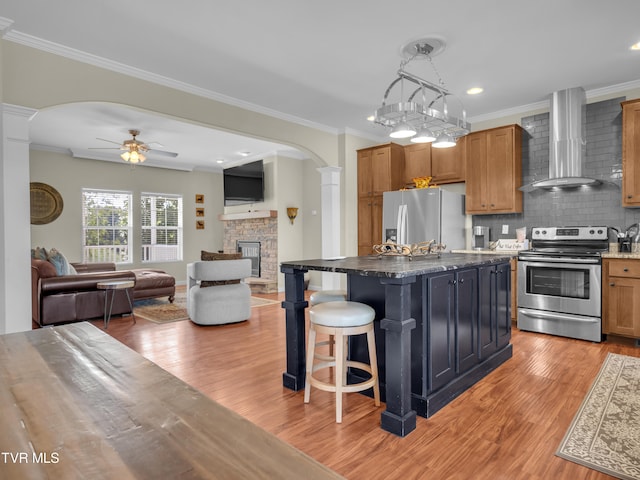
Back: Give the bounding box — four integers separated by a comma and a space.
2, 0, 640, 171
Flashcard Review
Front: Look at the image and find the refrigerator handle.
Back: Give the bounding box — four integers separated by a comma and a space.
397, 204, 407, 245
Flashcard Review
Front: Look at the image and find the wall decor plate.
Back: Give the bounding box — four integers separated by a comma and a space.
30, 182, 63, 225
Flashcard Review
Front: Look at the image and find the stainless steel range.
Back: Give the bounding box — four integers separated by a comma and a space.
517, 226, 609, 342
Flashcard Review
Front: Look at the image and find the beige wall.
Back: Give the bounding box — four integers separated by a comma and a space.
30, 150, 222, 281
0, 38, 379, 298
2, 41, 342, 168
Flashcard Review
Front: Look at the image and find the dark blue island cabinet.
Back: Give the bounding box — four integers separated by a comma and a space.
280, 254, 513, 437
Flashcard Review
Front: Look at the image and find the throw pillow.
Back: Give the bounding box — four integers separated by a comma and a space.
31, 246, 48, 260
200, 250, 243, 287
47, 248, 78, 276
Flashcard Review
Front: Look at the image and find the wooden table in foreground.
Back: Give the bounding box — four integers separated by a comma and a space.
281, 253, 514, 437
0, 322, 343, 479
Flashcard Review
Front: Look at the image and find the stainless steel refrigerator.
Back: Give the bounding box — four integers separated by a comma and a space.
382, 188, 466, 250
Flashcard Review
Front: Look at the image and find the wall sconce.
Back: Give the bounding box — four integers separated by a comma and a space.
286, 207, 298, 225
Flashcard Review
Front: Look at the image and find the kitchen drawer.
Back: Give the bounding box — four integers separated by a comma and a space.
607, 259, 640, 278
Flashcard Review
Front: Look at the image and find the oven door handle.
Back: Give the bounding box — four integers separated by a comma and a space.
518, 255, 600, 264
518, 308, 600, 323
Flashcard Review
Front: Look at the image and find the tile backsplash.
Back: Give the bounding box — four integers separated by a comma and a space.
472, 96, 640, 240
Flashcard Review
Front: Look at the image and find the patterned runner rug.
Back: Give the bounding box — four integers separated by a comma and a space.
556, 353, 640, 479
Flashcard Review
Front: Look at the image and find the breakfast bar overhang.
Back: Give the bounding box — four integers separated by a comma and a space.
281, 253, 513, 437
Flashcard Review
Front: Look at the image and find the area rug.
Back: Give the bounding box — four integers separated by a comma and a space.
133, 293, 280, 324
134, 302, 190, 324
556, 353, 640, 480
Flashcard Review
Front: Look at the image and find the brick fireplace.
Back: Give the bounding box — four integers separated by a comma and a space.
219, 210, 277, 293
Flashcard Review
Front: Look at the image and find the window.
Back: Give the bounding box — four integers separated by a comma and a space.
82, 189, 132, 264
141, 193, 183, 262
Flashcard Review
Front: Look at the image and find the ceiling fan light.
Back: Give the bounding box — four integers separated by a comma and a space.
432, 133, 456, 148
389, 121, 417, 139
410, 128, 436, 143
120, 151, 130, 161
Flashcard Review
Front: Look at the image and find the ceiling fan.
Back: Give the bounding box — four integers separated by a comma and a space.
90, 129, 178, 164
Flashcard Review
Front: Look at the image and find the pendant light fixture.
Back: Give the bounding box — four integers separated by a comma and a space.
371, 37, 470, 147
410, 127, 437, 143
432, 132, 456, 148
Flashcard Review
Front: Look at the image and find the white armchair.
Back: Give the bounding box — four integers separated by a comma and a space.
186, 259, 252, 325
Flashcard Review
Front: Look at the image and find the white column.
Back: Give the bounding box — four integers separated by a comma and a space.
0, 104, 37, 334
317, 166, 342, 290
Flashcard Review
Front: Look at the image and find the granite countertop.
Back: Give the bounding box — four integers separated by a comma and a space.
602, 252, 640, 259
281, 252, 513, 278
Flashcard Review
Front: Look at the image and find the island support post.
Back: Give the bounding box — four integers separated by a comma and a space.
379, 276, 417, 437
281, 265, 308, 390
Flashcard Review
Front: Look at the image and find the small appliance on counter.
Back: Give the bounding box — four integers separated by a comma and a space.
619, 223, 640, 252
472, 226, 490, 250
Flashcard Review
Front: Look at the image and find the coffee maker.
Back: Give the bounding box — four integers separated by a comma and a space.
473, 226, 490, 250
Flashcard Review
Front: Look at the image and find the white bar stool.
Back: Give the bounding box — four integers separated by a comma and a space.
308, 290, 346, 361
304, 300, 380, 423
309, 289, 347, 306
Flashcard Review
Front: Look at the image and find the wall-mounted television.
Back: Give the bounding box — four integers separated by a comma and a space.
223, 159, 265, 206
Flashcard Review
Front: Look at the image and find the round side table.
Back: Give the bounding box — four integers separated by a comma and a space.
97, 280, 135, 329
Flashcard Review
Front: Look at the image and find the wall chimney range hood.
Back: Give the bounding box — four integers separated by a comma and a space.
521, 87, 601, 192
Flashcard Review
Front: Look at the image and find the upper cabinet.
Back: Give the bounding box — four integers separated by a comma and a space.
431, 136, 466, 184
358, 143, 405, 195
465, 124, 523, 215
357, 144, 404, 255
403, 139, 465, 186
622, 99, 640, 207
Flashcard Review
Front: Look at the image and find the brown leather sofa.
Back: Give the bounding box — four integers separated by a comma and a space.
31, 260, 176, 327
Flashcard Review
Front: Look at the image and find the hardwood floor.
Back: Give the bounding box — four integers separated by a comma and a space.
91, 289, 639, 480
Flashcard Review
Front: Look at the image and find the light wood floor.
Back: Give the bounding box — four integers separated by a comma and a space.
91, 289, 639, 480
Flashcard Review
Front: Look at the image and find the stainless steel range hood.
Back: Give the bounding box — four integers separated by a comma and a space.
521, 87, 600, 191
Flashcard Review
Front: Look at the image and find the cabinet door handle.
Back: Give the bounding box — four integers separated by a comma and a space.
609, 282, 615, 287
623, 267, 629, 272
628, 195, 633, 199
459, 278, 464, 284
490, 204, 495, 207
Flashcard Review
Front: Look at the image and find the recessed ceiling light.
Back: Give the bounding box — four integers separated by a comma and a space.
239, 151, 251, 157
466, 87, 484, 95
366, 115, 375, 122
631, 42, 640, 50
216, 159, 224, 164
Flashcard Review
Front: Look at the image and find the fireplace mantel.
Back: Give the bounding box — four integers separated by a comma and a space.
218, 210, 277, 221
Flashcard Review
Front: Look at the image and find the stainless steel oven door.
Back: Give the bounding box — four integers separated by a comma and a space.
517, 258, 601, 317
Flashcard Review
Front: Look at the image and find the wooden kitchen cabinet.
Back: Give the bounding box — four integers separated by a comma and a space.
431, 136, 466, 184
465, 125, 523, 215
357, 144, 404, 255
357, 194, 383, 256
358, 143, 405, 195
403, 143, 431, 185
622, 99, 640, 207
603, 258, 640, 339
403, 139, 466, 186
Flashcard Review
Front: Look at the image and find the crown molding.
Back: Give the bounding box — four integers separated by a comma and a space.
469, 79, 640, 124
0, 17, 13, 33
3, 30, 340, 136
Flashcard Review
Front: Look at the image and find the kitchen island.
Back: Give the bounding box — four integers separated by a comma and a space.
281, 253, 513, 437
